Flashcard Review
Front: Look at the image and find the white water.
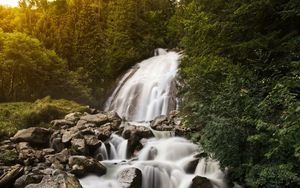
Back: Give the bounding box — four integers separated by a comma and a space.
105, 49, 179, 121
80, 49, 227, 188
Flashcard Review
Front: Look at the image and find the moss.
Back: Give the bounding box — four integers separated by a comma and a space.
0, 96, 88, 140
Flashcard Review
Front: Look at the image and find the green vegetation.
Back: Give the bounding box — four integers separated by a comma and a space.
0, 0, 176, 105
176, 0, 300, 187
0, 96, 88, 139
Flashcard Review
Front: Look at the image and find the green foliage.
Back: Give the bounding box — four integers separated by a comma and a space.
0, 30, 93, 103
0, 96, 88, 139
178, 0, 300, 187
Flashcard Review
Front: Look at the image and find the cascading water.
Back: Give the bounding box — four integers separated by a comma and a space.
105, 49, 179, 122
80, 49, 227, 188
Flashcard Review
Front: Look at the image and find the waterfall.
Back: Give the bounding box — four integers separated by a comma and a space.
105, 48, 179, 122
80, 49, 227, 188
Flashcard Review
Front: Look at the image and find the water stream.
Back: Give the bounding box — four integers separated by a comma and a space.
80, 49, 227, 188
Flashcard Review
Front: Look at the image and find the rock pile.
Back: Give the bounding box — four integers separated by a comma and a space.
0, 110, 192, 188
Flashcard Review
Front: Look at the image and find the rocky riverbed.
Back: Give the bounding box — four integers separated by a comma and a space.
0, 110, 215, 188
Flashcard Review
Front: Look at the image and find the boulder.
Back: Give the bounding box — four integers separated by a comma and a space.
68, 156, 106, 177
80, 113, 108, 126
0, 164, 24, 188
190, 176, 213, 188
15, 174, 43, 188
117, 167, 142, 188
25, 173, 82, 188
11, 127, 53, 146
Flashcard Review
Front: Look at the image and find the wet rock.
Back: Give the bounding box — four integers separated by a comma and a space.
80, 113, 108, 126
117, 167, 142, 188
190, 176, 213, 188
84, 135, 101, 152
15, 174, 43, 188
25, 172, 82, 188
0, 164, 24, 188
96, 124, 113, 141
123, 125, 153, 139
184, 158, 199, 174
11, 127, 53, 146
68, 156, 106, 177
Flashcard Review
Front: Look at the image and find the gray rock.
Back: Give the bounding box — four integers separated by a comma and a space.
62, 130, 79, 144
71, 138, 87, 154
45, 149, 70, 167
106, 111, 122, 129
11, 127, 53, 145
117, 167, 142, 188
51, 119, 75, 128
68, 156, 106, 177
190, 176, 213, 188
25, 173, 82, 188
84, 135, 101, 152
80, 113, 108, 126
65, 112, 82, 122
15, 174, 43, 188
96, 124, 113, 141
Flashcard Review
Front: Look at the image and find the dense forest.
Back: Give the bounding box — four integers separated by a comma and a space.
1, 0, 300, 187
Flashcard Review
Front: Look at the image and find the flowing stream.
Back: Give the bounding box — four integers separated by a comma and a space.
79, 49, 227, 188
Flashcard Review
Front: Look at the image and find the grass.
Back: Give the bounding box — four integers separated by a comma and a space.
0, 96, 88, 140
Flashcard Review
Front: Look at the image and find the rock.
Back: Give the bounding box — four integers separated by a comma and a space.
117, 167, 142, 188
123, 125, 153, 139
62, 130, 80, 144
80, 113, 108, 126
184, 158, 199, 174
25, 172, 82, 188
16, 142, 31, 151
0, 164, 24, 188
50, 138, 65, 152
122, 125, 153, 158
106, 111, 122, 129
68, 156, 106, 177
11, 127, 53, 146
96, 124, 113, 141
84, 135, 101, 153
65, 112, 82, 122
190, 176, 213, 188
15, 174, 43, 188
45, 149, 70, 168
51, 119, 75, 128
71, 138, 87, 154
